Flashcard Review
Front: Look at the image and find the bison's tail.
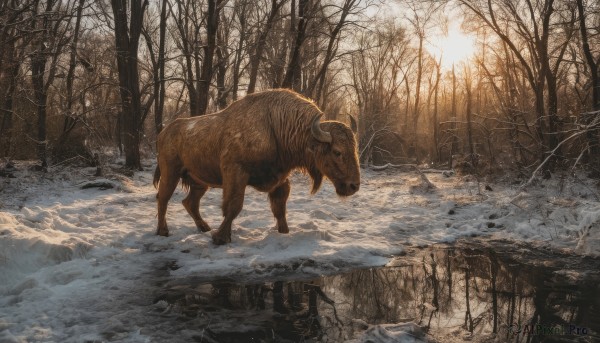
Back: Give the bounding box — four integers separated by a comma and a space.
180, 170, 192, 192
153, 165, 161, 189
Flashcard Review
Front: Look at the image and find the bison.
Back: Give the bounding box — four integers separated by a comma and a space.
153, 89, 360, 245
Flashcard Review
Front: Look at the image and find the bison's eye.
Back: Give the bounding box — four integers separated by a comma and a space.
333, 149, 342, 157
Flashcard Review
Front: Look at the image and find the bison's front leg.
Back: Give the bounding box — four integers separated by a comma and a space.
212, 166, 249, 245
269, 179, 290, 234
182, 184, 212, 232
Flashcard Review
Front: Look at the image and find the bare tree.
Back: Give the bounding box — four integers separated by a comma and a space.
0, 0, 31, 157
304, 0, 362, 103
141, 0, 170, 134
1, 0, 598, 176
59, 0, 86, 141
30, 0, 77, 169
282, 0, 314, 90
215, 9, 233, 109
350, 21, 409, 165
110, 0, 148, 170
171, 0, 225, 116
458, 0, 575, 166
196, 0, 224, 116
430, 57, 442, 161
229, 0, 251, 100
404, 0, 443, 164
247, 0, 286, 94
576, 0, 600, 161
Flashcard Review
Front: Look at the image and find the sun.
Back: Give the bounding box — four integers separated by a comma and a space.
426, 26, 476, 71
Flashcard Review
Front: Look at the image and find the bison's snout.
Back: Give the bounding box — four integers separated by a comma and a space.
335, 180, 360, 196
348, 182, 359, 193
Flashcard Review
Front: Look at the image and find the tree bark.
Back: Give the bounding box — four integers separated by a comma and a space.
465, 67, 476, 168
282, 0, 309, 91
31, 0, 57, 170
307, 0, 357, 102
231, 0, 249, 100
172, 0, 199, 115
155, 0, 168, 133
60, 0, 85, 138
576, 0, 600, 160
432, 60, 441, 162
449, 64, 458, 169
247, 0, 283, 94
215, 43, 228, 109
413, 33, 423, 164
195, 0, 220, 116
0, 39, 20, 158
110, 0, 147, 170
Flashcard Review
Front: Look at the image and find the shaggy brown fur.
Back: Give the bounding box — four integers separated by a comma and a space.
154, 89, 360, 244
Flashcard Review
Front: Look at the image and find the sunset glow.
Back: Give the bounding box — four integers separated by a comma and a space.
427, 27, 476, 71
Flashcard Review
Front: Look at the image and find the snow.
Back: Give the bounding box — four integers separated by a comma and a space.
1, 162, 599, 342
348, 322, 427, 343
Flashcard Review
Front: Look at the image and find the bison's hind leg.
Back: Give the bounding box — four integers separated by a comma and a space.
212, 165, 249, 245
182, 183, 212, 233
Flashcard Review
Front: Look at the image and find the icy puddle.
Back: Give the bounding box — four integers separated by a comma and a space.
147, 241, 600, 343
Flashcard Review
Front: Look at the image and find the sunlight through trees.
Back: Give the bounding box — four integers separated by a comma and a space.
0, 0, 598, 176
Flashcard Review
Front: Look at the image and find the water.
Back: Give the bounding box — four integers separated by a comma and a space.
149, 241, 600, 342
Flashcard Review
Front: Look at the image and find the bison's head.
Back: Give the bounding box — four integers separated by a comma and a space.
310, 114, 360, 197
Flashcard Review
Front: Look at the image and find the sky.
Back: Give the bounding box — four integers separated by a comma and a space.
425, 21, 476, 71
377, 0, 477, 71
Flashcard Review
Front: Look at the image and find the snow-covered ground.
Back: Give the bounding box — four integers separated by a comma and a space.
1, 161, 599, 342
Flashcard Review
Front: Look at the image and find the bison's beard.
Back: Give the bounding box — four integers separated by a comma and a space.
308, 165, 323, 194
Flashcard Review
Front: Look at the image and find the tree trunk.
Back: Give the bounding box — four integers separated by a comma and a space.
231, 0, 249, 100
60, 0, 85, 138
308, 0, 357, 102
0, 0, 27, 157
195, 0, 220, 116
282, 0, 309, 91
0, 40, 19, 158
576, 0, 600, 162
538, 0, 560, 166
449, 64, 458, 169
215, 44, 228, 109
173, 0, 199, 115
413, 34, 423, 163
31, 0, 56, 170
110, 0, 147, 170
155, 0, 168, 133
432, 61, 441, 162
247, 0, 282, 94
465, 68, 476, 169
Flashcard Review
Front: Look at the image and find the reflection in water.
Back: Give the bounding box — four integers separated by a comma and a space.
155, 245, 600, 342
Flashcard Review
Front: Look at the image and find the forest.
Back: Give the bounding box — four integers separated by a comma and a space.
1, 0, 598, 177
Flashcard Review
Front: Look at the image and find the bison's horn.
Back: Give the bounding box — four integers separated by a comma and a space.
311, 114, 332, 143
347, 114, 358, 133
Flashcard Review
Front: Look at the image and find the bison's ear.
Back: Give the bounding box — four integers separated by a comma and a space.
307, 139, 329, 155
308, 165, 323, 194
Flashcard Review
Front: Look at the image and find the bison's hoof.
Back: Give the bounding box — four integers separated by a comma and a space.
277, 224, 289, 234
212, 233, 231, 245
196, 221, 212, 233
157, 228, 169, 237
